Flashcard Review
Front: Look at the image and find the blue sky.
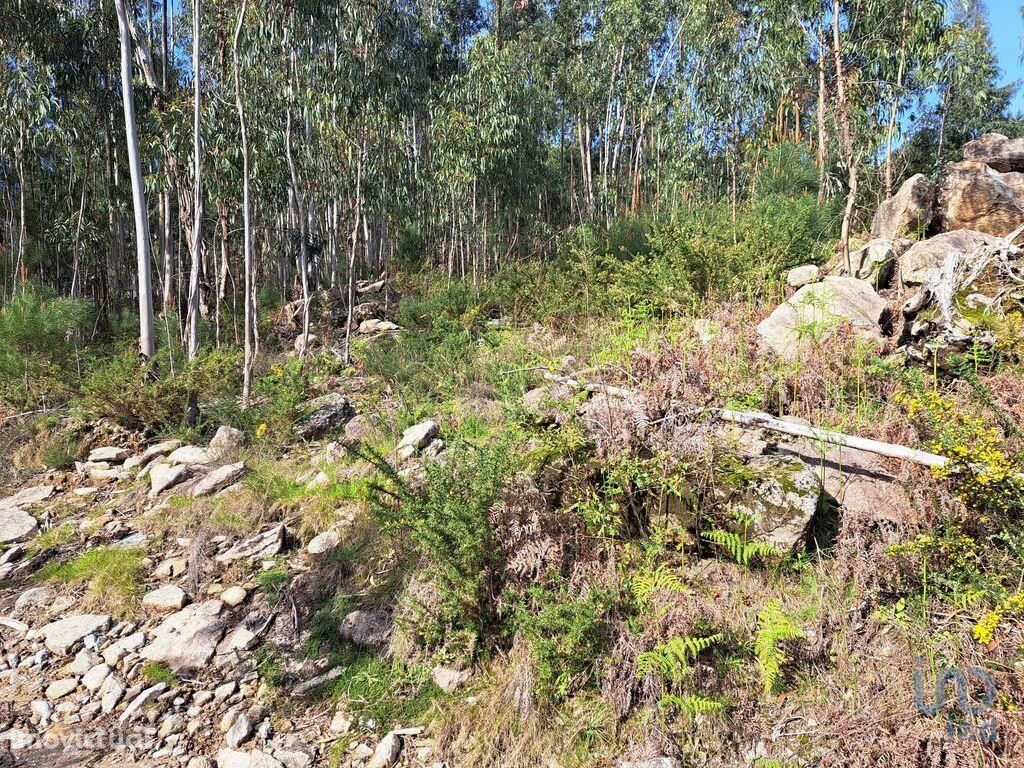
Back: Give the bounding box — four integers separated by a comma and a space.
988, 1, 1023, 112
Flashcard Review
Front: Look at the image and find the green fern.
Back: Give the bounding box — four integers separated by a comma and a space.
630, 563, 688, 606
754, 600, 806, 694
703, 527, 780, 566
659, 693, 730, 719
636, 633, 723, 685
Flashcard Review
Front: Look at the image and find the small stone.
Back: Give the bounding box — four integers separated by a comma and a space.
432, 666, 471, 693
167, 445, 215, 466
220, 586, 248, 607
214, 681, 238, 701
31, 699, 53, 725
210, 426, 246, 456
395, 420, 438, 456
149, 463, 190, 497
307, 530, 340, 556
118, 682, 168, 723
69, 648, 102, 674
329, 709, 352, 734
366, 732, 402, 768
39, 614, 111, 655
81, 662, 111, 692
143, 585, 188, 613
192, 462, 247, 498
226, 713, 254, 748
339, 609, 391, 647
46, 677, 79, 699
100, 674, 127, 713
215, 749, 285, 768
786, 264, 820, 288
154, 557, 188, 579
15, 586, 53, 615
0, 509, 38, 544
88, 446, 129, 463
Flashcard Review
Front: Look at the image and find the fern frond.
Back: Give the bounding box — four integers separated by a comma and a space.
630, 563, 688, 606
636, 633, 724, 685
659, 693, 730, 718
754, 600, 806, 694
703, 527, 780, 566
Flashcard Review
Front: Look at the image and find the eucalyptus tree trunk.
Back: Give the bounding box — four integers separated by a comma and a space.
113, 0, 155, 361
186, 0, 202, 363
233, 0, 255, 405
883, 2, 911, 196
285, 105, 311, 359
815, 19, 828, 203
832, 0, 855, 273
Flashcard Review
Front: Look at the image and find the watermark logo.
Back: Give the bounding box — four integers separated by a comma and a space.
913, 658, 997, 743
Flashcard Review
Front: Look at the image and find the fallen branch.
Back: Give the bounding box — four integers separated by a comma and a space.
543, 372, 951, 469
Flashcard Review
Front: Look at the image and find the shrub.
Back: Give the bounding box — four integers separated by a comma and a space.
366, 435, 515, 647
81, 345, 241, 433
0, 285, 94, 407
514, 583, 617, 702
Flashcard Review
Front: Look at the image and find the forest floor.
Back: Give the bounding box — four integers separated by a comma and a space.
1, 262, 1024, 768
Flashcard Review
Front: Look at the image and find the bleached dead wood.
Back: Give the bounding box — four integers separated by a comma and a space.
543, 372, 952, 470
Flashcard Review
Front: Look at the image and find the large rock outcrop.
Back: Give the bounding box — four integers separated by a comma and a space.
963, 132, 1024, 173
935, 161, 1024, 238
870, 173, 933, 240
899, 229, 1001, 286
756, 277, 887, 360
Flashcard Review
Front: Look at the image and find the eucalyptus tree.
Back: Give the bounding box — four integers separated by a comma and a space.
113, 0, 156, 360
186, 0, 203, 362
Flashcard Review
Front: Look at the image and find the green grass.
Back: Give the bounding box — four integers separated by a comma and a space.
28, 522, 76, 555
35, 545, 145, 615
141, 661, 179, 687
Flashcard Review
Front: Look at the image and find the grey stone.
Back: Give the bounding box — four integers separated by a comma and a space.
210, 426, 246, 456
786, 264, 821, 288
45, 677, 79, 699
142, 585, 188, 613
192, 462, 247, 498
215, 524, 285, 563
141, 600, 226, 673
226, 713, 253, 748
100, 674, 127, 713
307, 530, 340, 556
149, 463, 190, 497
844, 238, 900, 288
88, 446, 129, 463
899, 229, 1002, 286
81, 662, 111, 692
732, 455, 823, 552
870, 173, 933, 239
365, 732, 402, 768
396, 420, 438, 458
0, 510, 38, 544
339, 609, 391, 647
215, 749, 285, 768
358, 318, 401, 334
220, 586, 248, 607
295, 393, 354, 440
756, 277, 887, 360
118, 682, 168, 723
167, 445, 215, 466
0, 485, 55, 511
432, 666, 471, 693
39, 614, 111, 655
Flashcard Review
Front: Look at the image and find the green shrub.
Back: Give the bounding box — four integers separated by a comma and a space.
0, 285, 94, 407
366, 435, 515, 645
80, 345, 241, 433
514, 583, 617, 702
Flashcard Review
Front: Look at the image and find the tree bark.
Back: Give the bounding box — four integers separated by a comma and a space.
233, 0, 255, 406
113, 0, 156, 361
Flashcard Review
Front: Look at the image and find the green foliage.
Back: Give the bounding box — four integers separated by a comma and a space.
323, 648, 440, 730
629, 563, 688, 607
754, 600, 806, 695
515, 584, 617, 702
702, 526, 781, 567
659, 693, 730, 719
36, 546, 145, 615
365, 435, 515, 645
0, 286, 93, 407
39, 432, 78, 469
636, 633, 724, 686
81, 345, 241, 433
141, 661, 179, 687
